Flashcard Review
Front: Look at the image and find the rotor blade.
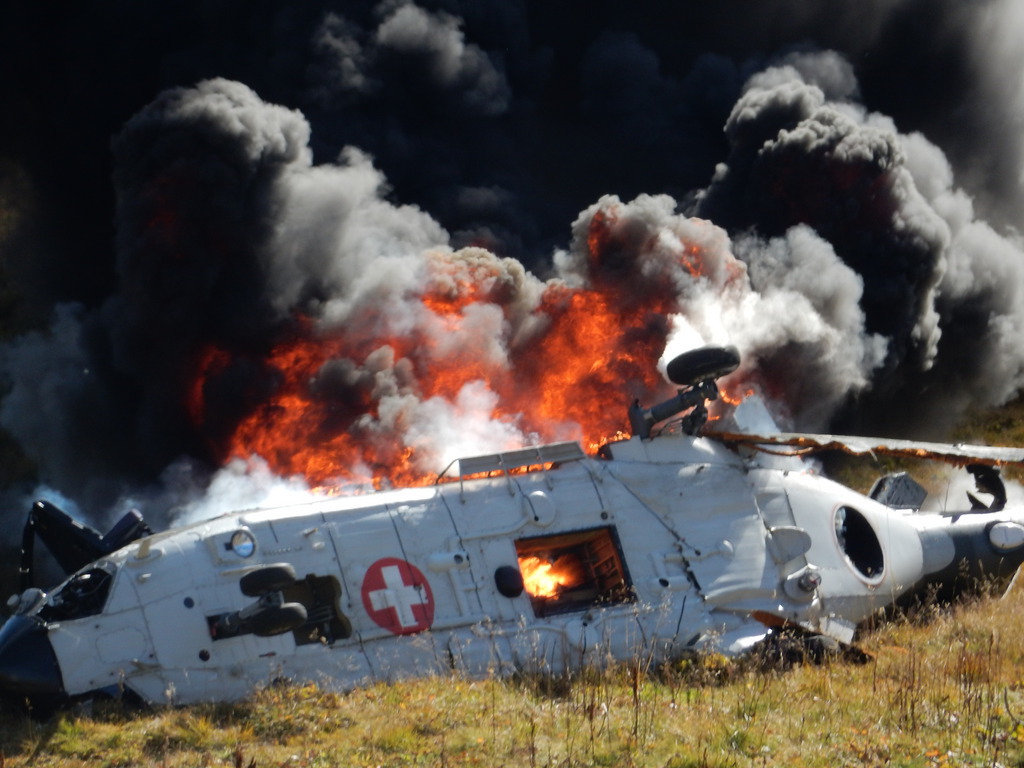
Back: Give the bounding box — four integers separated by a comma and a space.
706, 430, 1024, 467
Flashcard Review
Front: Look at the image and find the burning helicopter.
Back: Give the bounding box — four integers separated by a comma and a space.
2, 345, 1024, 712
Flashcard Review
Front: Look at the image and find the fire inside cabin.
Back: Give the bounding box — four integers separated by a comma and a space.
515, 527, 633, 617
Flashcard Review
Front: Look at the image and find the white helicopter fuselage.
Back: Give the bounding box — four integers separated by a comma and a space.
4, 427, 1010, 709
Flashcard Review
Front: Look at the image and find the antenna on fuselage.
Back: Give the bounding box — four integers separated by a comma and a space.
628, 345, 740, 439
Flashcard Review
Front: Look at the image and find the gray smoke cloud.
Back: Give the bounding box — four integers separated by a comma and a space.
1, 0, 1024, 538
695, 49, 1024, 435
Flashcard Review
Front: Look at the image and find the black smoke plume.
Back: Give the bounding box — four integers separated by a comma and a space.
1, 0, 1024, 530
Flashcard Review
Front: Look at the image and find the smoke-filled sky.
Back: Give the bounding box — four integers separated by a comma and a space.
2, 0, 1024, 528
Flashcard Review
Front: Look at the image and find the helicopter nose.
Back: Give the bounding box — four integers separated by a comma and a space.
0, 615, 65, 707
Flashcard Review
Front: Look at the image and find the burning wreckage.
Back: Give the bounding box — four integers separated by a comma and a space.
2, 345, 1024, 712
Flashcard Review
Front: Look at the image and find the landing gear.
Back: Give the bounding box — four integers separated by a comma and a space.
248, 604, 310, 637
240, 564, 301, 597
665, 345, 741, 387
209, 564, 308, 640
629, 345, 741, 439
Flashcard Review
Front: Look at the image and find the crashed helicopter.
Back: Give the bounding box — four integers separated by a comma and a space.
3, 345, 1024, 712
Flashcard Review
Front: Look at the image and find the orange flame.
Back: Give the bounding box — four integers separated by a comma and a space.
719, 387, 755, 407
518, 555, 584, 598
187, 206, 738, 489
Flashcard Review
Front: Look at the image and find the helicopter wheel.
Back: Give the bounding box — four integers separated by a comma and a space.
249, 603, 309, 637
239, 564, 298, 597
665, 345, 740, 387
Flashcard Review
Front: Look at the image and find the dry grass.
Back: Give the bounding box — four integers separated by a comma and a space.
4, 587, 1024, 767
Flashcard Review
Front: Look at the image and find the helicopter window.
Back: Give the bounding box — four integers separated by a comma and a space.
834, 506, 884, 579
514, 527, 633, 617
37, 564, 115, 622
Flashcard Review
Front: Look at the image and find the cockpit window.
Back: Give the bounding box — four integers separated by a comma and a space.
37, 565, 115, 622
834, 506, 884, 580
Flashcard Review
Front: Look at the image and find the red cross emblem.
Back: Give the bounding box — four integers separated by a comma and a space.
361, 557, 435, 635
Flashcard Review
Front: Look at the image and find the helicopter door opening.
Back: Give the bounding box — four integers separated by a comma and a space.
514, 527, 633, 617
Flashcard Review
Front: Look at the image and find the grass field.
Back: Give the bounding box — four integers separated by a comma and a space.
3, 586, 1024, 767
